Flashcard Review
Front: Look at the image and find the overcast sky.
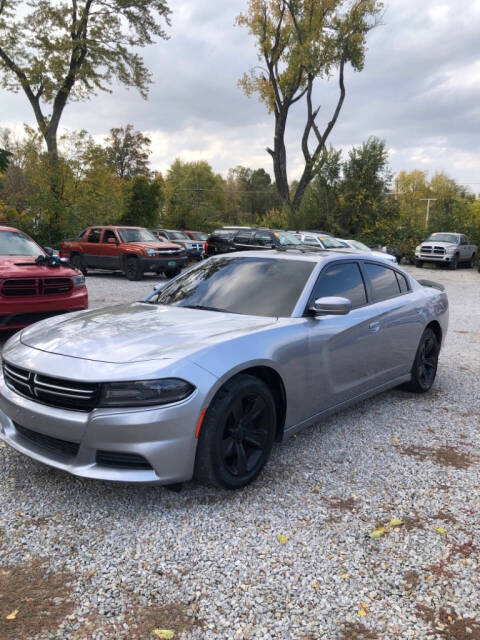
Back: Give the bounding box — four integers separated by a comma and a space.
2, 0, 480, 190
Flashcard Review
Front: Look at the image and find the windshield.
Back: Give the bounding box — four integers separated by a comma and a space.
190, 232, 208, 241
275, 231, 302, 246
348, 240, 371, 252
0, 231, 43, 257
118, 228, 158, 243
169, 231, 189, 240
319, 236, 345, 248
155, 256, 315, 317
426, 233, 459, 244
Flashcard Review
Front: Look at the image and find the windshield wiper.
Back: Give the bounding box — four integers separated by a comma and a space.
181, 304, 238, 314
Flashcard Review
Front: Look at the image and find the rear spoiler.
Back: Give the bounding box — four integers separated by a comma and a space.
418, 279, 445, 292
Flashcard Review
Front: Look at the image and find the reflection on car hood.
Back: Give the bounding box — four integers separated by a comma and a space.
421, 241, 454, 248
0, 256, 76, 277
19, 303, 277, 363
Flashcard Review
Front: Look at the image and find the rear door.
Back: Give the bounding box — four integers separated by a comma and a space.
233, 230, 254, 250
304, 260, 384, 415
251, 230, 274, 250
360, 262, 422, 380
83, 228, 103, 268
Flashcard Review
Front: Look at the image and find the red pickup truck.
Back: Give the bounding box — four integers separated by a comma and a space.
59, 226, 188, 280
0, 225, 88, 330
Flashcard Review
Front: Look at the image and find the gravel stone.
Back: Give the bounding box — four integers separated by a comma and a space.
0, 265, 479, 639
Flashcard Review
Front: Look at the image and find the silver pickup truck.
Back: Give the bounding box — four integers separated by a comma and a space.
415, 232, 477, 270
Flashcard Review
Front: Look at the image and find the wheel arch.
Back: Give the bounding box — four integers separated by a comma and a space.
426, 320, 442, 346
204, 363, 287, 443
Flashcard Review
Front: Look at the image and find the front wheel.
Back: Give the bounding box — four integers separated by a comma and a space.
449, 255, 459, 270
164, 267, 181, 279
401, 328, 440, 393
70, 253, 87, 276
124, 257, 143, 281
415, 259, 423, 268
468, 253, 476, 268
194, 374, 276, 489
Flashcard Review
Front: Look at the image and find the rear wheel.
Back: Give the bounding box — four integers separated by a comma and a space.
70, 253, 87, 276
402, 328, 440, 393
124, 256, 143, 281
194, 374, 276, 489
468, 253, 476, 268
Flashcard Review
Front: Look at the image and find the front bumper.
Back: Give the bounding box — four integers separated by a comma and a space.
139, 256, 188, 272
0, 374, 202, 485
415, 252, 454, 263
0, 288, 88, 330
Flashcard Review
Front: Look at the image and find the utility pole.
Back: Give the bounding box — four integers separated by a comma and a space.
420, 198, 437, 230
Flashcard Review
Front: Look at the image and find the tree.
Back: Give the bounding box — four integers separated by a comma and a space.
164, 160, 225, 229
120, 175, 162, 227
105, 125, 152, 179
227, 166, 277, 222
0, 147, 12, 172
237, 0, 382, 223
0, 1, 170, 159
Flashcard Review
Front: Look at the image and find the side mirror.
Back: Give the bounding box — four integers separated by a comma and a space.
309, 296, 351, 316
44, 246, 54, 256
107, 237, 117, 244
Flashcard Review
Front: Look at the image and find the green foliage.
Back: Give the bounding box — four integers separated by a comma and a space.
120, 174, 162, 227
0, 147, 12, 172
164, 159, 226, 229
105, 125, 152, 179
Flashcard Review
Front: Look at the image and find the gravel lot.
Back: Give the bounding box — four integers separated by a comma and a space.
0, 265, 479, 640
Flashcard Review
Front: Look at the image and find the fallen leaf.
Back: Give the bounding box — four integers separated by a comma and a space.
392, 436, 400, 445
152, 631, 174, 639
6, 610, 18, 620
369, 527, 387, 539
340, 573, 350, 580
358, 609, 367, 617
435, 526, 446, 535
389, 518, 404, 528
276, 534, 288, 545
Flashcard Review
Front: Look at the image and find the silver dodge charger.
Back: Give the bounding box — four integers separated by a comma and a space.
0, 249, 448, 489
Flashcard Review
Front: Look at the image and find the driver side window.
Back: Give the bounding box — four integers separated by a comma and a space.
311, 262, 367, 309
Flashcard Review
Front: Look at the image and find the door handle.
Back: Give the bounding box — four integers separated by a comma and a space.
369, 321, 381, 332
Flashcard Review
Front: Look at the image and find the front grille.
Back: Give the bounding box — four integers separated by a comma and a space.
3, 362, 100, 412
421, 245, 446, 256
1, 277, 73, 297
96, 450, 152, 470
14, 423, 79, 457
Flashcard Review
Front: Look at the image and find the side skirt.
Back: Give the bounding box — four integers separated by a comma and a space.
282, 373, 411, 440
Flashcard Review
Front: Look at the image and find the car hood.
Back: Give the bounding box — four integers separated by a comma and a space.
19, 303, 278, 363
0, 256, 77, 277
421, 241, 455, 248
120, 241, 182, 251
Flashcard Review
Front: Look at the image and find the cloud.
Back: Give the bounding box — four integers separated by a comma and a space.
1, 0, 479, 191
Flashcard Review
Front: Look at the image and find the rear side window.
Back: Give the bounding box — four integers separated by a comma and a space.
395, 271, 409, 294
312, 262, 367, 309
364, 263, 401, 301
87, 228, 102, 243
235, 230, 254, 244
212, 230, 235, 239
253, 231, 273, 246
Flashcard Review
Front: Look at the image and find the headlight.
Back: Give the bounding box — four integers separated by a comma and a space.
446, 246, 457, 254
145, 249, 156, 257
71, 274, 85, 287
98, 378, 195, 407
415, 245, 422, 253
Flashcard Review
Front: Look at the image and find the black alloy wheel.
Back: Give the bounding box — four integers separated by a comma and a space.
449, 254, 459, 270
402, 327, 440, 393
194, 374, 276, 489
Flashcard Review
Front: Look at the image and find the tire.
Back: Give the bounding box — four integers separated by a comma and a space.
124, 256, 143, 281
164, 267, 181, 278
468, 253, 476, 268
448, 254, 459, 270
70, 253, 87, 276
401, 328, 440, 394
415, 260, 423, 268
194, 374, 276, 489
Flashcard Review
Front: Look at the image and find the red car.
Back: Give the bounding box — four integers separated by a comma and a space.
0, 226, 88, 331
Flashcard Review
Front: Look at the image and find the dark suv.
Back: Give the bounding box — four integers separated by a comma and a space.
205, 227, 302, 256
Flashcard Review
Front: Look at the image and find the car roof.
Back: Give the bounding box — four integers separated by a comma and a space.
207, 247, 378, 264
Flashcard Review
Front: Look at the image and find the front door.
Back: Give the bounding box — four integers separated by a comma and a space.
304, 261, 384, 417
100, 229, 121, 269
